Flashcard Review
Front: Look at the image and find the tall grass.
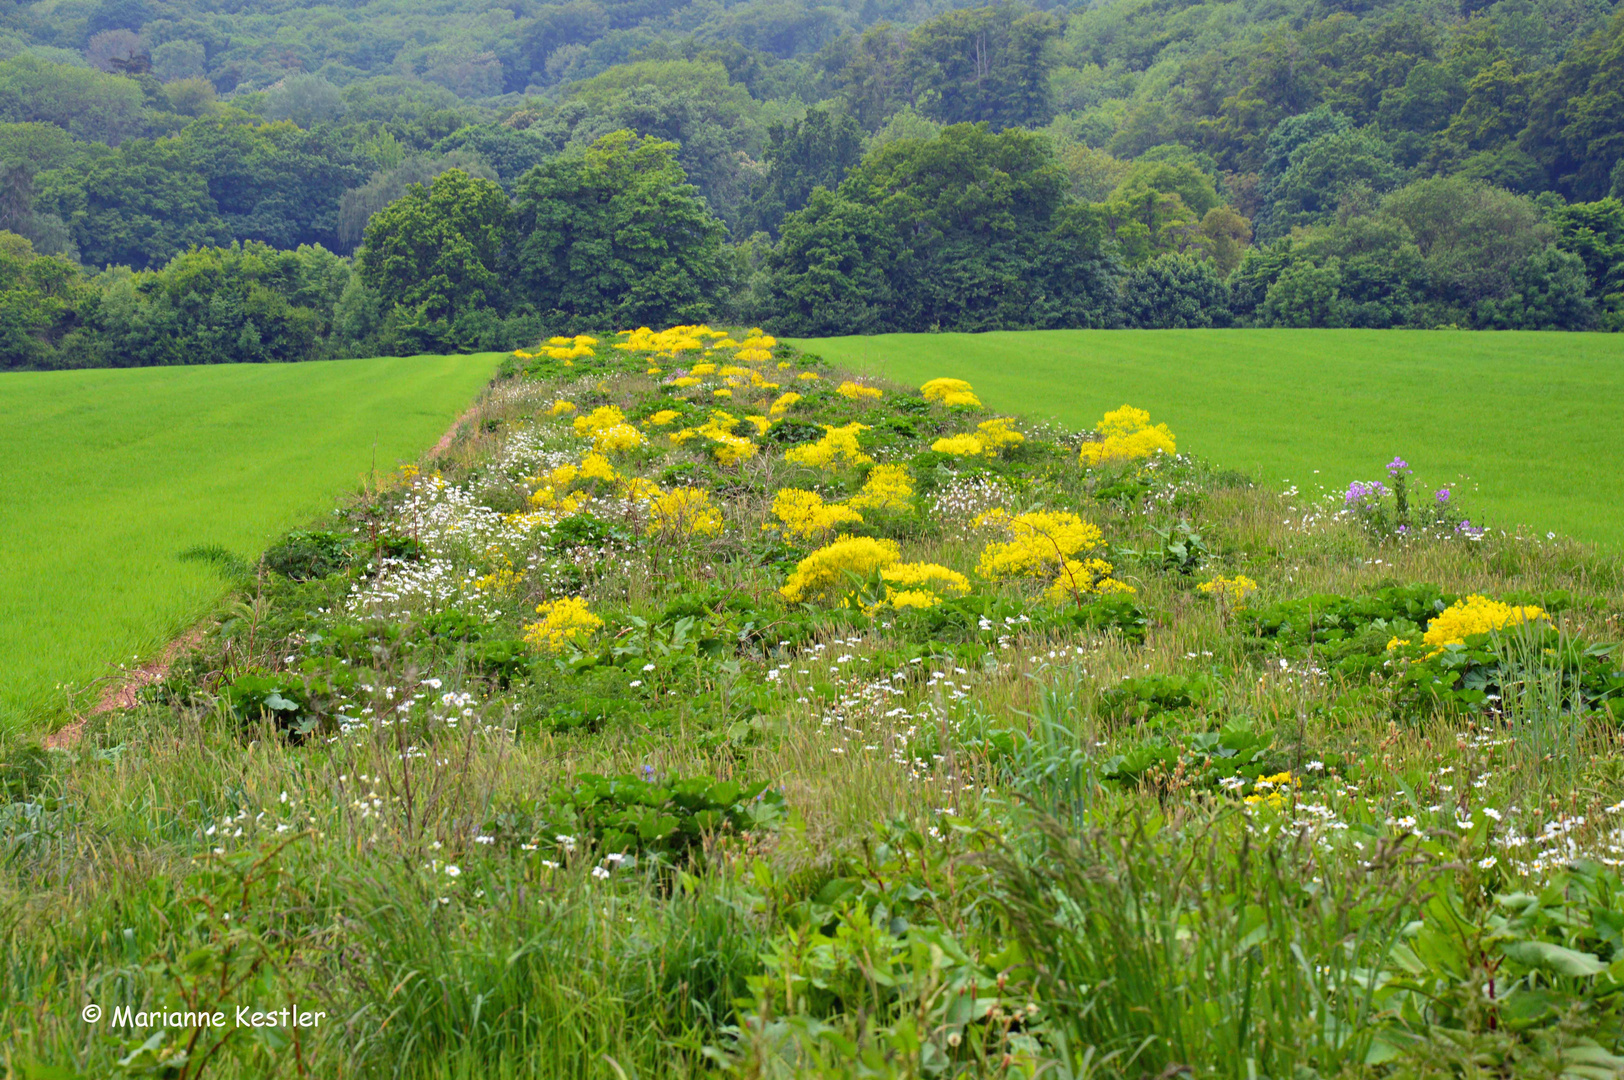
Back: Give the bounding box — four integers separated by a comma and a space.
994, 810, 1419, 1079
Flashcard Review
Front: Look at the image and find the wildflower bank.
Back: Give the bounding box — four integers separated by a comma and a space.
6, 326, 1624, 1079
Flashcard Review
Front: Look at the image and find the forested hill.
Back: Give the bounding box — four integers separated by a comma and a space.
3, 0, 1623, 368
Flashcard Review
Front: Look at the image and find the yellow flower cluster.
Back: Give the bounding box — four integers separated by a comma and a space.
572, 405, 645, 453
1242, 772, 1299, 810
1198, 574, 1258, 604
643, 409, 680, 427
615, 325, 717, 355
780, 536, 900, 604
785, 423, 873, 469
777, 536, 968, 610
974, 510, 1104, 578
671, 410, 757, 467
848, 464, 914, 513
473, 562, 525, 595
797, 371, 821, 382
1421, 595, 1548, 648
931, 433, 984, 456
837, 381, 883, 401
540, 335, 597, 361
523, 596, 603, 654
920, 378, 983, 409
646, 486, 723, 538
930, 418, 1024, 458
768, 489, 864, 540
769, 392, 802, 416
880, 562, 970, 609
1078, 406, 1177, 467
1045, 558, 1136, 603
734, 331, 777, 363
547, 399, 577, 417
975, 509, 1132, 601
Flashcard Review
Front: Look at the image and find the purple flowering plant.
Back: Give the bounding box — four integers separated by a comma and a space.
1343, 456, 1479, 542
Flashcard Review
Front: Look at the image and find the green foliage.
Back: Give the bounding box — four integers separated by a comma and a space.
556, 772, 785, 860
359, 168, 511, 347
903, 3, 1062, 131
1096, 672, 1215, 721
1120, 251, 1230, 328
1101, 716, 1276, 791
0, 231, 89, 370
768, 124, 1121, 334
511, 130, 728, 328
261, 530, 354, 581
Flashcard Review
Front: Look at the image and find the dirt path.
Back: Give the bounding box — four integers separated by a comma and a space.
45, 627, 208, 748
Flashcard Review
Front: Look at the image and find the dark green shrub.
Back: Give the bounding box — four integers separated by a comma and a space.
766, 419, 824, 446
262, 530, 353, 580
1097, 673, 1216, 721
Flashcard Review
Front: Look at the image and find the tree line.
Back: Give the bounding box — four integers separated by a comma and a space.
6, 119, 1621, 369
4, 0, 1624, 368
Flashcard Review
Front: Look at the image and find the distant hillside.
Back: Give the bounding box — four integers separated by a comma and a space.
2, 0, 1621, 367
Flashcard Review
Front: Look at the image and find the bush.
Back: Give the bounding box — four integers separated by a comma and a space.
261, 530, 354, 580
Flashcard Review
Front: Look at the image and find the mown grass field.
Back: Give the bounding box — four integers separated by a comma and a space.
0, 353, 504, 728
798, 329, 1624, 548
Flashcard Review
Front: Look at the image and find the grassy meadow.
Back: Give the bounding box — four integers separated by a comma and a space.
2, 332, 1622, 1077
0, 353, 504, 728
797, 329, 1624, 549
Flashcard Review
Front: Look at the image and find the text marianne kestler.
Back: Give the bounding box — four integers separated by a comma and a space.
105, 1005, 327, 1029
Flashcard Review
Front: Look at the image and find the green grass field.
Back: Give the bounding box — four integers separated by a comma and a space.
0, 353, 504, 728
798, 329, 1624, 548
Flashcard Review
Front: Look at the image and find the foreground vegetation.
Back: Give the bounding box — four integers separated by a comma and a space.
0, 352, 503, 728
3, 330, 1623, 1078
806, 328, 1624, 549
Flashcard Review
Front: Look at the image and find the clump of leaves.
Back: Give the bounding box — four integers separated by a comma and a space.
1097, 673, 1216, 721
1102, 717, 1277, 792
565, 773, 783, 860
548, 512, 631, 552
262, 530, 353, 581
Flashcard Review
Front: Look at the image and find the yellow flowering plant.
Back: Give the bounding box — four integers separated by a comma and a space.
523, 597, 604, 654
837, 381, 883, 401
848, 464, 914, 513
975, 509, 1133, 600
784, 423, 872, 469
1421, 595, 1548, 648
920, 378, 983, 409
767, 489, 863, 540
646, 487, 724, 539
1198, 574, 1258, 604
1078, 405, 1177, 467
779, 536, 900, 605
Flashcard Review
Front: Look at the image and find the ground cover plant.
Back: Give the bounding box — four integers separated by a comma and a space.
802, 328, 1624, 549
3, 329, 1624, 1078
0, 352, 504, 728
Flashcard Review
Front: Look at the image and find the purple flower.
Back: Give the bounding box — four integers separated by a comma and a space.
1435, 487, 1451, 504
1386, 456, 1409, 477
1344, 480, 1389, 507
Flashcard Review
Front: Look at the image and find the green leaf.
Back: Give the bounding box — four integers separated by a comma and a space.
1501, 940, 1606, 976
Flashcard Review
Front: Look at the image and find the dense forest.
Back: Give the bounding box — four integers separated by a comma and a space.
3, 0, 1623, 367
